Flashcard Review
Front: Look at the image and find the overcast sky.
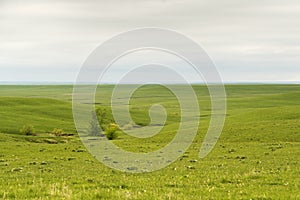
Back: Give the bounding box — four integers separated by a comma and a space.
0, 0, 300, 83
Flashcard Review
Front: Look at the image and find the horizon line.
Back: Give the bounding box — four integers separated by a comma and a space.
0, 81, 299, 85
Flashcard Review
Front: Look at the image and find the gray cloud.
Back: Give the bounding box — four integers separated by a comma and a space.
0, 0, 299, 82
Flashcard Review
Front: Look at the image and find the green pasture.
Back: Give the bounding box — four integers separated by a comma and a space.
0, 84, 299, 199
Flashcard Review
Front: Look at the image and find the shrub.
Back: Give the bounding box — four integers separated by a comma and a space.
51, 128, 64, 136
20, 125, 36, 136
105, 123, 119, 140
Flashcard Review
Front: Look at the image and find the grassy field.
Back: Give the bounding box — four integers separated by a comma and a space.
0, 84, 299, 199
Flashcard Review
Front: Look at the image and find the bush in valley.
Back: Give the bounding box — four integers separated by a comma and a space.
105, 123, 119, 140
89, 107, 119, 139
20, 125, 36, 136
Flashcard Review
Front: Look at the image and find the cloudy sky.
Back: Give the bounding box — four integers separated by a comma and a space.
0, 0, 300, 83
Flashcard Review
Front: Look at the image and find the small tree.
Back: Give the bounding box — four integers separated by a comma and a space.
88, 112, 102, 136
105, 123, 119, 140
20, 125, 36, 136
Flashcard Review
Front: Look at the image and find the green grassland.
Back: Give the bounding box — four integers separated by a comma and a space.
0, 84, 299, 199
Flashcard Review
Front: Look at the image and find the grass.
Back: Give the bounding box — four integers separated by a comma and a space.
0, 84, 299, 199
